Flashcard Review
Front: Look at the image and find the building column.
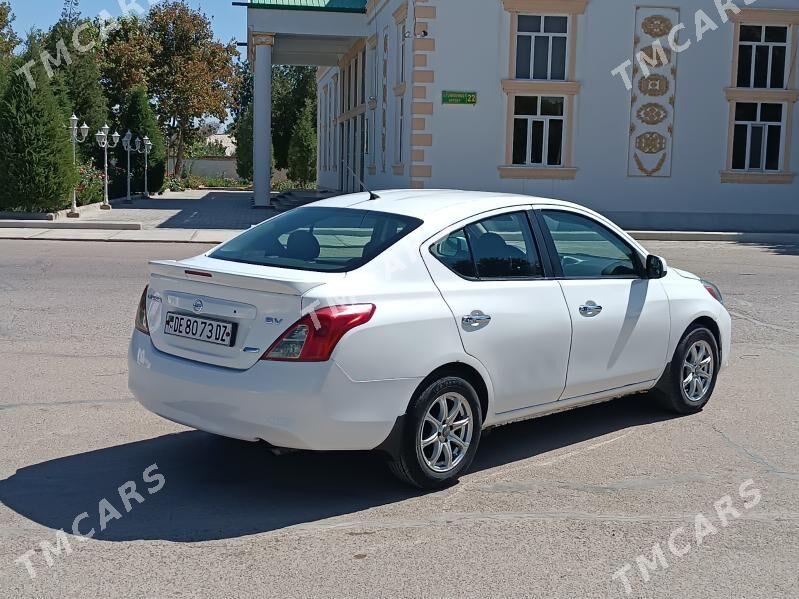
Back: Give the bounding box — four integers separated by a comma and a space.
251, 33, 275, 207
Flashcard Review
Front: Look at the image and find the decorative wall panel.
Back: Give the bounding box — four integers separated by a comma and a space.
627, 6, 679, 178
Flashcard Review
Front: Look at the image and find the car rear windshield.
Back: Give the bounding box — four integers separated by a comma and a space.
210, 207, 423, 272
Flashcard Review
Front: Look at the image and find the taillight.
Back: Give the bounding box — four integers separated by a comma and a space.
135, 286, 150, 335
261, 304, 375, 362
701, 279, 724, 305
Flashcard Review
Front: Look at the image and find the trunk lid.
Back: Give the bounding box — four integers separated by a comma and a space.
146, 255, 344, 369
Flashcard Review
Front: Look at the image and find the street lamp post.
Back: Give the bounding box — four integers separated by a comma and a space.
95, 125, 121, 210
67, 114, 89, 218
122, 129, 138, 204
135, 136, 154, 198
122, 131, 134, 203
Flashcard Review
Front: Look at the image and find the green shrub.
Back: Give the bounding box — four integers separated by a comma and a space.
184, 173, 204, 189
271, 178, 315, 193
201, 175, 248, 188
164, 176, 186, 192
76, 161, 104, 206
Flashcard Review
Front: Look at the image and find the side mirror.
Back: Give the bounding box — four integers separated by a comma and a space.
646, 255, 667, 279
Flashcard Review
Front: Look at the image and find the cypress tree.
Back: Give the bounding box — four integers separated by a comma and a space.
45, 20, 108, 164
0, 59, 77, 212
235, 106, 274, 185
287, 98, 317, 186
114, 86, 166, 194
235, 104, 253, 181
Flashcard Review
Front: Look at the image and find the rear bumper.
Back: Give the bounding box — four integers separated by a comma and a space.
128, 330, 420, 451
718, 306, 732, 370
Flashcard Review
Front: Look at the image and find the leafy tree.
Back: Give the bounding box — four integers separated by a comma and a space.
146, 1, 237, 176
0, 57, 77, 212
272, 65, 316, 169
228, 60, 253, 130
0, 1, 20, 93
0, 1, 20, 57
99, 15, 154, 111
287, 98, 317, 186
113, 85, 166, 196
188, 139, 228, 158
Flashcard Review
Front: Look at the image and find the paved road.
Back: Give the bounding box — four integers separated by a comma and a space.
0, 240, 797, 599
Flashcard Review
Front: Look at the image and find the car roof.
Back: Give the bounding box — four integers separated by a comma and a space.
306, 189, 647, 256
309, 189, 584, 221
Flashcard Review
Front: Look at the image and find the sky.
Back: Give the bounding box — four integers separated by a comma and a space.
9, 0, 247, 46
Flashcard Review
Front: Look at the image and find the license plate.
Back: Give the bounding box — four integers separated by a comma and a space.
164, 312, 236, 346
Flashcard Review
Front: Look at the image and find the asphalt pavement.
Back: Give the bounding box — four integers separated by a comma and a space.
0, 239, 797, 598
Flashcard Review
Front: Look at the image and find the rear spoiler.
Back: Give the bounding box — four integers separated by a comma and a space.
149, 259, 335, 296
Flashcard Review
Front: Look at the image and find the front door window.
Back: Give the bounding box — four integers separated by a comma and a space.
540, 210, 641, 278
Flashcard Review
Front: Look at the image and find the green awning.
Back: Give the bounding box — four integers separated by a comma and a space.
248, 0, 367, 13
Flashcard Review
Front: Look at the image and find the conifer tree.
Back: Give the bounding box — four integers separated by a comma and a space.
235, 104, 253, 182
0, 62, 77, 212
115, 85, 166, 194
287, 98, 317, 186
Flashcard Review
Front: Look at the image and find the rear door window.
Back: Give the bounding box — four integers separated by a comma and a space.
211, 207, 422, 272
430, 229, 476, 278
465, 212, 544, 279
430, 211, 544, 279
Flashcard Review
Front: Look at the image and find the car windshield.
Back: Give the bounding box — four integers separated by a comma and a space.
210, 207, 423, 273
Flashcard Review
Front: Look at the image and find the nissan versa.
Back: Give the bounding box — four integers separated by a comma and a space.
128, 190, 730, 488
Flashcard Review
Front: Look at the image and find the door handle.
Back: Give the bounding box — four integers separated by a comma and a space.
578, 302, 603, 317
462, 312, 492, 326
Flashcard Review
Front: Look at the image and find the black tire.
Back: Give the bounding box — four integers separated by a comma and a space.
654, 325, 720, 414
388, 376, 482, 489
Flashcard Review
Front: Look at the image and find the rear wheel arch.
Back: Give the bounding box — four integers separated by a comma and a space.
413, 363, 490, 424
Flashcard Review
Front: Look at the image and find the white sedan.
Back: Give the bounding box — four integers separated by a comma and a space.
129, 190, 730, 488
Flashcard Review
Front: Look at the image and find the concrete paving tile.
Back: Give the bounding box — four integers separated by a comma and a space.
190, 230, 239, 244
32, 229, 119, 240
0, 228, 49, 239
110, 229, 197, 242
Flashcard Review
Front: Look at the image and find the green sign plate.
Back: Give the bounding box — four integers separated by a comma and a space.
442, 91, 477, 105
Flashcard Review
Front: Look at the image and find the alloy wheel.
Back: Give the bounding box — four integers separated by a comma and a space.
682, 340, 714, 402
419, 392, 474, 473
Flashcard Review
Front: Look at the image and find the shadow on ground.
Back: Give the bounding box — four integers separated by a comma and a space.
0, 394, 675, 542
736, 241, 799, 257
108, 191, 272, 230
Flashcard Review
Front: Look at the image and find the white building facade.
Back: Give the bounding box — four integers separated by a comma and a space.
246, 0, 799, 232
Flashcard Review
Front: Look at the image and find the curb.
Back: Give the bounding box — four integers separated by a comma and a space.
0, 220, 142, 230
197, 186, 253, 192
0, 196, 146, 221
0, 229, 236, 244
